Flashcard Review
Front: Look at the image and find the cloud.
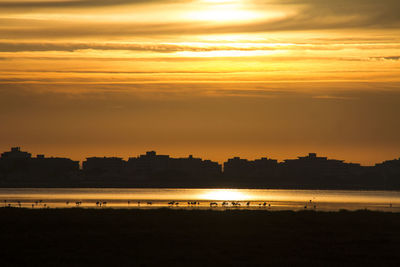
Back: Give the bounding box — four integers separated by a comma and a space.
0, 42, 192, 53
0, 17, 398, 41
224, 0, 400, 33
1, 41, 399, 53
1, 0, 400, 39
0, 0, 181, 9
370, 56, 400, 61
312, 95, 358, 100
0, 20, 197, 39
0, 41, 280, 53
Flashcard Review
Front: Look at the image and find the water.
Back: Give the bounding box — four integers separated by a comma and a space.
0, 188, 399, 211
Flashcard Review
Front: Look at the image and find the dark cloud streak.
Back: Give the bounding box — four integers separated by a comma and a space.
370, 56, 400, 61
0, 0, 182, 9
5, 41, 398, 53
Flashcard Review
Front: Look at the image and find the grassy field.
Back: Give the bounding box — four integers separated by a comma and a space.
0, 208, 400, 266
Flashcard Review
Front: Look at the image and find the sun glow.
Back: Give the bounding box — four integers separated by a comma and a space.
184, 0, 263, 23
188, 9, 257, 22
200, 189, 250, 200
176, 50, 280, 57
203, 0, 240, 3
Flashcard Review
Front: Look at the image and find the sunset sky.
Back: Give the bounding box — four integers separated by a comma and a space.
1, 0, 400, 165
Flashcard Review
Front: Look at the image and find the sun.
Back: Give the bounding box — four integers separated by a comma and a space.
191, 9, 256, 22
200, 189, 250, 200
184, 0, 260, 23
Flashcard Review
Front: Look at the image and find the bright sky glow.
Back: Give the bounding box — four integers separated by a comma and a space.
0, 0, 400, 164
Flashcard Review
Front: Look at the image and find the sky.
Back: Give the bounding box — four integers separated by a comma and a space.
1, 0, 400, 165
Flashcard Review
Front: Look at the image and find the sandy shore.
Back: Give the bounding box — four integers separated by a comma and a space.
1, 208, 399, 266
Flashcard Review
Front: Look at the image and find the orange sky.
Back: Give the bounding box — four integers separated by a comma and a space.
1, 0, 400, 165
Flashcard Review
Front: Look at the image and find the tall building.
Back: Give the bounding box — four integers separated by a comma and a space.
1, 147, 31, 159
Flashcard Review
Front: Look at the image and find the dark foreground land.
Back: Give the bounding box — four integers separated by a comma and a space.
1, 208, 400, 266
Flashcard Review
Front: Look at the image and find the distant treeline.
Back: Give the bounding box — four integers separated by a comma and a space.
0, 147, 399, 189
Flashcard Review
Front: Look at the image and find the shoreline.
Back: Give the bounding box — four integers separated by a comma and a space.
1, 206, 400, 213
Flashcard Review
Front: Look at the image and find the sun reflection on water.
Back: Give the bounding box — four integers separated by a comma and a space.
199, 189, 250, 200
0, 189, 399, 211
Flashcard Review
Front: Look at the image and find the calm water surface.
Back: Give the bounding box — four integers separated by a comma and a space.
0, 188, 399, 211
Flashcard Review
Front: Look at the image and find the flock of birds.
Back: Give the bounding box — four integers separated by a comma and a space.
2, 199, 394, 210
1, 199, 281, 209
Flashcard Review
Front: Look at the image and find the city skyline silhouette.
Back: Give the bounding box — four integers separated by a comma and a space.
1, 146, 399, 189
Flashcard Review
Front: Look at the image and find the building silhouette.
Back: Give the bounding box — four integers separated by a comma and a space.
0, 147, 399, 189
83, 157, 125, 175
375, 157, 400, 189
1, 147, 31, 159
0, 147, 79, 186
